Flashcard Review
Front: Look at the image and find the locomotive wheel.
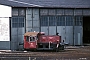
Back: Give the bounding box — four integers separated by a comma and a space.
59, 45, 64, 51
56, 45, 64, 52
56, 45, 60, 52
56, 48, 59, 52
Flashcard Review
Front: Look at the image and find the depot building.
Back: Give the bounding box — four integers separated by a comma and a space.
0, 0, 90, 50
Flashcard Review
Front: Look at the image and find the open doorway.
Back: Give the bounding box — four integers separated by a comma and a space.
83, 16, 90, 44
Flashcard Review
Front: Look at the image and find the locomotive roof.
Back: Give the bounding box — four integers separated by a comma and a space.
24, 32, 39, 36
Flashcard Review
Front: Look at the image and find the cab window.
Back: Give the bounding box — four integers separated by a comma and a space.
30, 37, 35, 41
26, 36, 29, 41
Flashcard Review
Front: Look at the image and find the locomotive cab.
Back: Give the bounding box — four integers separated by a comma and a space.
24, 32, 38, 50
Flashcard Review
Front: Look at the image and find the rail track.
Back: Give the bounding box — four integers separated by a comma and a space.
0, 46, 90, 60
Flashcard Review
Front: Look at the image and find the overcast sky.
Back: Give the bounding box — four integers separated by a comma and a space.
0, 5, 11, 17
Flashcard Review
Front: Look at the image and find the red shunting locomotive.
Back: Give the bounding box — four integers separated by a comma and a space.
24, 32, 64, 51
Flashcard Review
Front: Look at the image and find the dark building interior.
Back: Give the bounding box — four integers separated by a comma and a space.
83, 16, 90, 44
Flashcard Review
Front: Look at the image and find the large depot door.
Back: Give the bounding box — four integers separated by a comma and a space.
40, 16, 56, 35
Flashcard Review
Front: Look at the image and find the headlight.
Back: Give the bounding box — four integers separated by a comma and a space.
57, 40, 59, 41
30, 43, 33, 45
